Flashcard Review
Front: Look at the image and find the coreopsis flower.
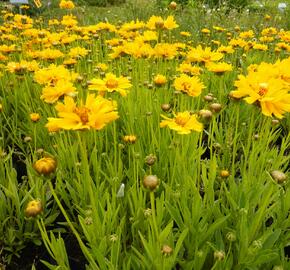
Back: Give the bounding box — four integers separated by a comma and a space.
253, 43, 268, 51
34, 64, 78, 85
0, 44, 16, 54
41, 80, 77, 104
63, 58, 77, 67
39, 48, 64, 61
30, 113, 40, 122
180, 31, 191, 37
154, 43, 178, 59
217, 45, 234, 54
174, 74, 205, 97
187, 45, 223, 64
61, 15, 78, 28
88, 73, 132, 97
231, 75, 290, 119
154, 74, 167, 86
59, 0, 75, 9
123, 135, 137, 144
160, 111, 203, 134
7, 60, 39, 73
46, 94, 119, 131
96, 63, 108, 71
25, 199, 43, 217
201, 28, 211, 35
177, 63, 202, 75
146, 15, 178, 30
206, 62, 233, 74
33, 157, 57, 175
69, 47, 88, 58
239, 30, 254, 39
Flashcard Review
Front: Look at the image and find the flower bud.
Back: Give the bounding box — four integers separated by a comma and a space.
209, 103, 222, 113
220, 170, 230, 178
145, 154, 157, 166
203, 95, 214, 102
214, 250, 225, 261
25, 199, 43, 217
161, 103, 171, 112
162, 245, 173, 255
30, 113, 40, 122
143, 175, 159, 191
271, 170, 287, 184
169, 1, 177, 10
33, 157, 57, 175
198, 109, 212, 121
153, 74, 167, 86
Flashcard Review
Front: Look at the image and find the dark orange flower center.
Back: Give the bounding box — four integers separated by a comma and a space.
74, 107, 90, 124
175, 116, 187, 126
106, 79, 119, 89
258, 83, 268, 96
182, 82, 191, 91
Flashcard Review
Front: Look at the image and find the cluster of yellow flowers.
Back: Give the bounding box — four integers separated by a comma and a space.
231, 58, 290, 118
0, 4, 289, 135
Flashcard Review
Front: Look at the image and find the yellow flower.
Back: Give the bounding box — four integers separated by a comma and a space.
201, 28, 211, 34
96, 63, 108, 71
30, 113, 40, 122
217, 45, 234, 54
153, 74, 167, 86
253, 43, 268, 51
180, 31, 191, 37
25, 200, 43, 217
69, 47, 89, 58
41, 80, 77, 104
187, 45, 223, 64
231, 73, 290, 119
89, 73, 132, 97
59, 0, 75, 9
123, 135, 137, 143
174, 74, 205, 97
34, 64, 78, 85
33, 157, 57, 175
160, 111, 203, 134
154, 43, 178, 59
146, 15, 178, 30
46, 94, 119, 131
206, 62, 233, 74
177, 63, 202, 75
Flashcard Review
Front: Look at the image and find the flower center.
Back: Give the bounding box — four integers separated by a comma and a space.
182, 82, 191, 91
258, 83, 268, 96
175, 116, 187, 126
74, 107, 90, 124
106, 79, 119, 89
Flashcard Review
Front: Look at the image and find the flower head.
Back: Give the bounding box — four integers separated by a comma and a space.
46, 94, 119, 131
160, 111, 203, 134
174, 74, 205, 97
89, 73, 132, 97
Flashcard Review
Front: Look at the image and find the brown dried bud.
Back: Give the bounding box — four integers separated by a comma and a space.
209, 103, 222, 113
203, 95, 214, 102
169, 1, 177, 10
271, 170, 287, 184
161, 103, 171, 112
198, 109, 213, 121
143, 175, 159, 191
